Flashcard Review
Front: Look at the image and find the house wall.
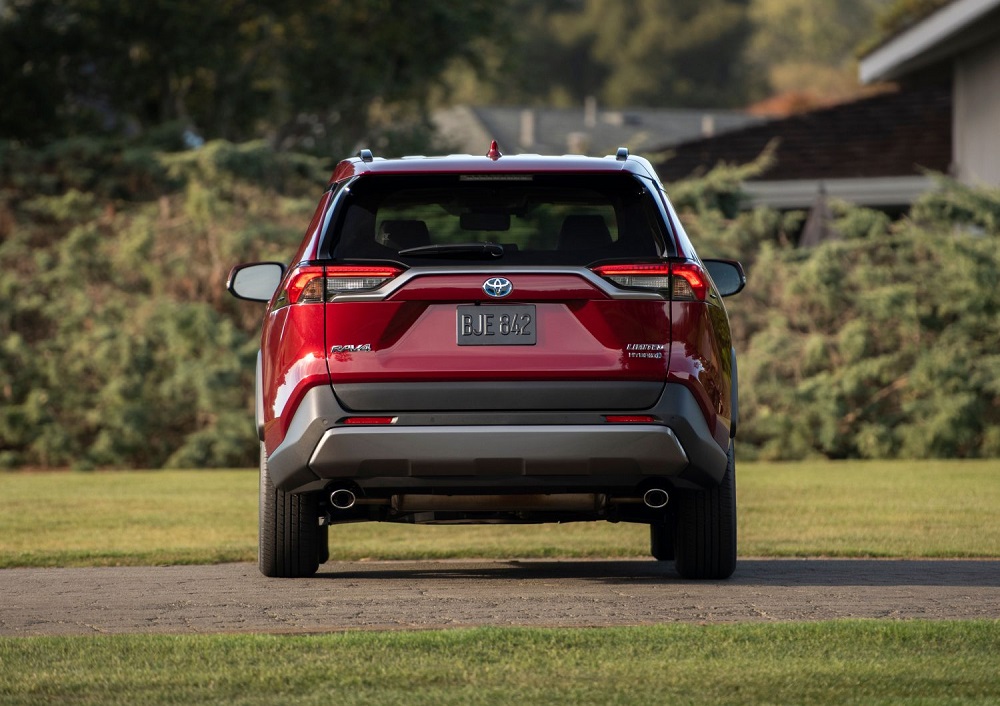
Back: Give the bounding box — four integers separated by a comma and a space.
954, 38, 1000, 186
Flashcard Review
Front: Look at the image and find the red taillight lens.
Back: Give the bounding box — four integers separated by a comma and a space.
286, 266, 326, 304
342, 416, 396, 425
670, 262, 708, 301
591, 262, 708, 301
604, 415, 657, 423
284, 265, 403, 304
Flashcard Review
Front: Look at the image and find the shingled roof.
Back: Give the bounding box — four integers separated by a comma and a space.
655, 82, 952, 183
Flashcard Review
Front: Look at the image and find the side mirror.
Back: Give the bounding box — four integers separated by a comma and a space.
227, 262, 285, 302
703, 259, 746, 297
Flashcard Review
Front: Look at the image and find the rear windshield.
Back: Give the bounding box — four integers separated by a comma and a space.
325, 173, 669, 266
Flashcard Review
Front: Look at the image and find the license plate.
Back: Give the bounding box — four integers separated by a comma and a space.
457, 305, 536, 346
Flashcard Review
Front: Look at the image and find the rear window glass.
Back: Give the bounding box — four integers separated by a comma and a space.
326, 173, 669, 266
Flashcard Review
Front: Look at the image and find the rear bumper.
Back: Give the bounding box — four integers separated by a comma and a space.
266, 382, 728, 494
310, 424, 687, 479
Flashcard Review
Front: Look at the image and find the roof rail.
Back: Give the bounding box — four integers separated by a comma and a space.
615, 147, 629, 161
358, 149, 374, 163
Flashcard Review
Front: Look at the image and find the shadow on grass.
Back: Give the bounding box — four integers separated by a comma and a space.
315, 558, 1000, 587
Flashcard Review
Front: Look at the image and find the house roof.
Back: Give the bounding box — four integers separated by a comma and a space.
860, 0, 1000, 83
654, 83, 952, 184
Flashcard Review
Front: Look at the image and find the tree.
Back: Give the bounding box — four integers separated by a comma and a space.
268, 1, 504, 153
0, 137, 327, 469
583, 0, 756, 107
444, 0, 758, 109
669, 163, 1000, 461
746, 0, 889, 101
0, 0, 505, 154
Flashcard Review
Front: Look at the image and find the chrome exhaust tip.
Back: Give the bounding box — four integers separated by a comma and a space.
642, 488, 669, 509
329, 488, 357, 510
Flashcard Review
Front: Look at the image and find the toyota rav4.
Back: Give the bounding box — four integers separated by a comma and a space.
228, 143, 745, 579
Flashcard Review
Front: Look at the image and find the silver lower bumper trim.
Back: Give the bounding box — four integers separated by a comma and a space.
308, 424, 688, 479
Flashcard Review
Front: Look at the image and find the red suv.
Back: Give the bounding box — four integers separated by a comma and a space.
228, 144, 745, 579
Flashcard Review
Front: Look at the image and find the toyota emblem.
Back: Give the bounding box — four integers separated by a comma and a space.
483, 277, 513, 298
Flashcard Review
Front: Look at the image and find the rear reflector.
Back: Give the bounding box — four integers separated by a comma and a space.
604, 415, 657, 424
342, 416, 397, 425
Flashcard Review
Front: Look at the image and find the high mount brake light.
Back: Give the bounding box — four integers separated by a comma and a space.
284, 265, 403, 304
591, 262, 709, 301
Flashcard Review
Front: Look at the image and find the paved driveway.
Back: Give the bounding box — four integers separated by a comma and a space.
1, 559, 997, 636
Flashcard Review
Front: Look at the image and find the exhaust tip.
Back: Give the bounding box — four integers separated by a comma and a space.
643, 488, 669, 509
329, 488, 357, 510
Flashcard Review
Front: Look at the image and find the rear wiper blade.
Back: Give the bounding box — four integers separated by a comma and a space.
397, 243, 504, 259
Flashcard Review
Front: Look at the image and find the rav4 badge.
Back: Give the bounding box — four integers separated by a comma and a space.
330, 343, 372, 353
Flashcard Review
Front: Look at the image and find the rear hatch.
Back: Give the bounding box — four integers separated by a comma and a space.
319, 172, 677, 412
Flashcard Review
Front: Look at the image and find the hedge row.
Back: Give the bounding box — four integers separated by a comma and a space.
1, 139, 997, 467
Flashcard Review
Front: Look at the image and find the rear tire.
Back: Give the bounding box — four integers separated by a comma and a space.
650, 516, 675, 561
258, 445, 320, 578
673, 441, 737, 580
317, 524, 329, 565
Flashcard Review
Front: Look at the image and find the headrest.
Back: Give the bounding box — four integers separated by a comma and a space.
378, 220, 431, 250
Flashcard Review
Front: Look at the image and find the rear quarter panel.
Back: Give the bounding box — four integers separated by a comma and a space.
668, 299, 735, 450
260, 299, 329, 455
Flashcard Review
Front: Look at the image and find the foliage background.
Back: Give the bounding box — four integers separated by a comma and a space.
0, 139, 323, 468
1, 0, 996, 468
674, 164, 1000, 460
1, 139, 998, 468
1, 0, 902, 153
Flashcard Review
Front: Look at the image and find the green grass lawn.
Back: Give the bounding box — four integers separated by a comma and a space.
1, 459, 998, 568
1, 622, 998, 705
2, 464, 999, 705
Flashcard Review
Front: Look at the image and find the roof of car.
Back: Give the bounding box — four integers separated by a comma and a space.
328, 150, 659, 184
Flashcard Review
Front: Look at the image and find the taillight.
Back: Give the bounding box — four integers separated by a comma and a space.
592, 262, 708, 301
286, 266, 326, 304
593, 263, 671, 290
283, 265, 403, 304
325, 266, 403, 296
669, 263, 709, 301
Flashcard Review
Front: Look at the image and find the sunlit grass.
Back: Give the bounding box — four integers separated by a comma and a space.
739, 459, 1000, 557
1, 622, 998, 705
0, 470, 255, 567
1, 459, 998, 568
